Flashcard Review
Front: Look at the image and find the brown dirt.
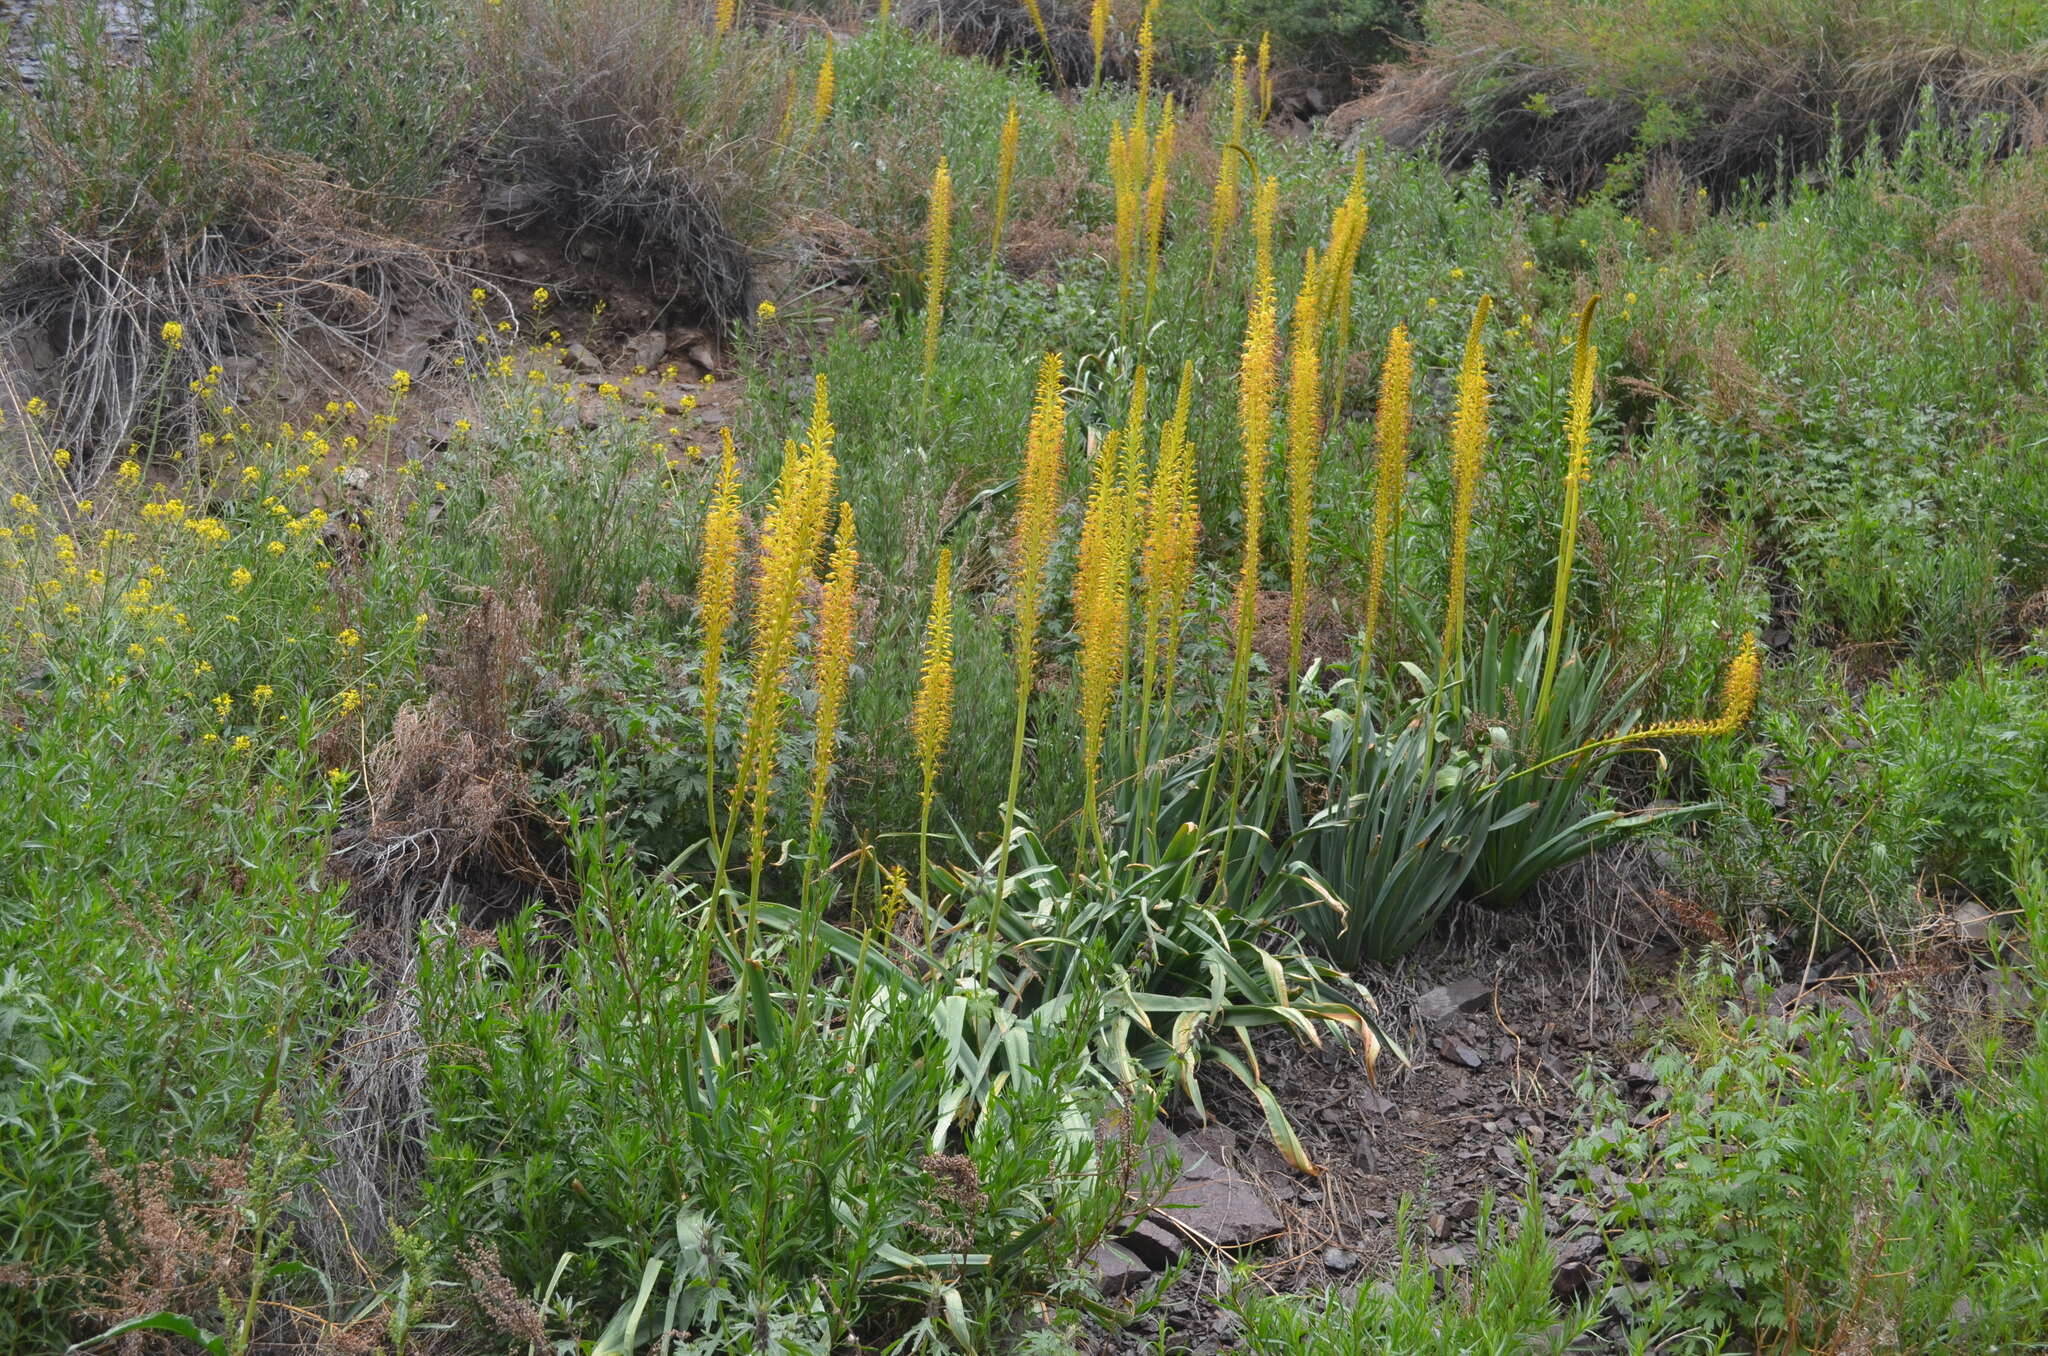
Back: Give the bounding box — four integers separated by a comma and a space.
1070, 853, 1716, 1354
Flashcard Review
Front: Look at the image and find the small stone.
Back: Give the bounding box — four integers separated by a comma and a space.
1358, 1089, 1395, 1116
623, 330, 669, 369
1437, 1036, 1484, 1069
1416, 977, 1493, 1023
563, 343, 603, 374
1447, 1197, 1480, 1221
1087, 1242, 1150, 1296
1625, 1062, 1657, 1089
1425, 1245, 1469, 1270
1428, 1213, 1451, 1239
1119, 1219, 1185, 1268
1950, 1293, 1980, 1328
1953, 900, 1994, 944
1321, 1247, 1359, 1274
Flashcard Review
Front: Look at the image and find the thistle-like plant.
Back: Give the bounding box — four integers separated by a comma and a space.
921, 157, 952, 383
1439, 295, 1492, 684
991, 100, 1020, 266
912, 547, 955, 906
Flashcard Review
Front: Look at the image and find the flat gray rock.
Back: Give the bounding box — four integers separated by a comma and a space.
1416, 977, 1493, 1023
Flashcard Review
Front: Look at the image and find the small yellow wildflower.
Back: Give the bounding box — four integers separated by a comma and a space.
213, 692, 234, 719
338, 688, 362, 714
756, 300, 778, 320
337, 627, 361, 649
161, 321, 184, 349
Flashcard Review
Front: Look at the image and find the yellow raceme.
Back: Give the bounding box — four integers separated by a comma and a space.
923, 157, 953, 380
1360, 325, 1413, 675
1440, 295, 1492, 676
1283, 249, 1325, 684
807, 503, 858, 845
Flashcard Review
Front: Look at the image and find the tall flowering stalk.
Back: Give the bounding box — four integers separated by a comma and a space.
1319, 159, 1369, 417
1226, 252, 1280, 751
806, 503, 858, 852
1257, 31, 1273, 121
1135, 365, 1199, 858
1020, 0, 1053, 76
1134, 0, 1159, 136
1140, 98, 1176, 329
1439, 295, 1492, 684
1283, 250, 1325, 688
994, 353, 1068, 902
911, 548, 956, 906
1359, 326, 1412, 679
1090, 0, 1108, 82
1109, 122, 1143, 327
729, 378, 837, 917
922, 157, 953, 382
1536, 294, 1601, 724
809, 43, 836, 134
1252, 173, 1279, 298
1073, 420, 1138, 858
696, 434, 743, 847
714, 0, 735, 40
991, 100, 1021, 266
1208, 47, 1248, 277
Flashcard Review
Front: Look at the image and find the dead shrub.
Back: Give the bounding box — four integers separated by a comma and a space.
898, 0, 1122, 89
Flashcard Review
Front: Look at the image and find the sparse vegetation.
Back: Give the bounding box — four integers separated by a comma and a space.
3, 0, 2046, 1351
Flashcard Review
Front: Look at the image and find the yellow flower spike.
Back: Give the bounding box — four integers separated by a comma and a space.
1536, 294, 1602, 723
1134, 0, 1160, 133
992, 100, 1021, 267
697, 436, 744, 840
1439, 294, 1493, 681
1141, 97, 1176, 328
714, 0, 735, 39
911, 547, 956, 903
1620, 636, 1763, 743
1109, 121, 1142, 325
1074, 413, 1140, 855
1360, 325, 1413, 677
1019, 0, 1052, 72
1090, 0, 1108, 82
1319, 159, 1370, 417
1229, 258, 1281, 728
732, 416, 838, 890
1140, 361, 1200, 710
1257, 31, 1273, 121
807, 503, 859, 849
994, 353, 1069, 898
1208, 47, 1249, 275
1252, 174, 1280, 300
809, 42, 836, 133
922, 157, 953, 381
1283, 248, 1325, 687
